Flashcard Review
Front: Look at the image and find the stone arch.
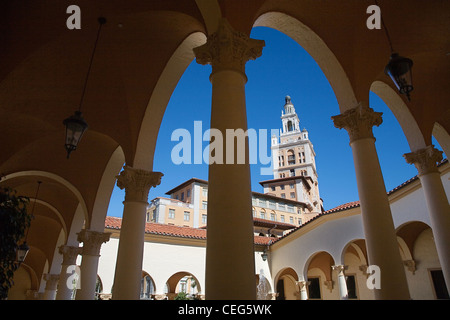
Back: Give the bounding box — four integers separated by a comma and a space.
165, 271, 202, 299
303, 251, 335, 282
341, 239, 368, 268
253, 12, 357, 113
273, 267, 299, 300
133, 32, 207, 172
432, 122, 450, 157
141, 271, 156, 299
1, 171, 89, 226
396, 221, 431, 274
370, 80, 426, 152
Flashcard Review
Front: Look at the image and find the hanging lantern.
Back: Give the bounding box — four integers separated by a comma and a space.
63, 111, 88, 158
16, 241, 30, 263
384, 53, 414, 101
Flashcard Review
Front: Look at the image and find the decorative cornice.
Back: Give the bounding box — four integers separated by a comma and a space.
77, 229, 111, 256
193, 18, 264, 76
331, 103, 383, 143
403, 145, 443, 176
116, 166, 163, 203
58, 245, 82, 265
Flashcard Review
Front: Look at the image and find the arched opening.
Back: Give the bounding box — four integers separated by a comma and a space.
165, 271, 202, 300
273, 267, 299, 300
140, 271, 156, 300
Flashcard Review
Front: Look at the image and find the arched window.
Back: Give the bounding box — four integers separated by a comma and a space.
287, 120, 293, 132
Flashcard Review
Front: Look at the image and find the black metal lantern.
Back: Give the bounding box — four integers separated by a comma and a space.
385, 53, 414, 101
16, 242, 30, 264
63, 111, 88, 158
63, 17, 106, 158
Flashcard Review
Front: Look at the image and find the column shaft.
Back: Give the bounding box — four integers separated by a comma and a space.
404, 146, 450, 293
75, 230, 110, 300
194, 18, 264, 300
332, 104, 410, 299
332, 265, 348, 300
206, 70, 255, 299
112, 166, 163, 300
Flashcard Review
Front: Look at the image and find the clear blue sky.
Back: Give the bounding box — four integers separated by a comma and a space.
107, 27, 444, 218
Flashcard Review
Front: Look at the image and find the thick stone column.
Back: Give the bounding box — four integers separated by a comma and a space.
43, 274, 59, 300
404, 145, 450, 293
56, 245, 82, 300
112, 166, 163, 300
332, 265, 348, 300
75, 229, 110, 300
332, 103, 410, 299
193, 19, 264, 300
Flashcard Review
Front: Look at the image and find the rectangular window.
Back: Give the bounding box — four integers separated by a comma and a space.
270, 213, 276, 221
259, 199, 267, 207
186, 189, 191, 198
202, 214, 207, 224
281, 193, 286, 199
181, 192, 184, 201
308, 277, 321, 299
184, 211, 190, 221
346, 275, 357, 299
168, 209, 175, 219
202, 201, 207, 210
271, 186, 276, 191
202, 188, 208, 197
287, 205, 294, 213
290, 192, 295, 199
290, 184, 295, 189
280, 185, 285, 190
260, 211, 266, 219
280, 215, 285, 222
430, 269, 450, 299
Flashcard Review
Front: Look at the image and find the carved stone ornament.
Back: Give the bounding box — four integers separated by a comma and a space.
59, 245, 83, 265
77, 229, 111, 256
403, 145, 443, 176
116, 166, 164, 203
193, 18, 265, 76
332, 264, 348, 274
331, 103, 383, 143
43, 274, 60, 290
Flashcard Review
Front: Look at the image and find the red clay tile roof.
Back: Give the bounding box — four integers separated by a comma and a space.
105, 216, 276, 245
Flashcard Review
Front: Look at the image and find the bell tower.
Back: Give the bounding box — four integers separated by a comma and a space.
267, 96, 323, 215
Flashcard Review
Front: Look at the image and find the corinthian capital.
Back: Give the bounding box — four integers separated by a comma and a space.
59, 245, 82, 265
331, 103, 383, 143
403, 145, 443, 176
194, 18, 265, 75
116, 166, 163, 203
77, 229, 111, 256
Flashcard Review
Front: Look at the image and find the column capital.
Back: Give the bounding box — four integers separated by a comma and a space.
331, 103, 383, 143
332, 264, 348, 274
43, 274, 60, 290
296, 280, 310, 290
403, 145, 443, 176
77, 229, 111, 256
58, 245, 82, 265
116, 166, 163, 203
193, 18, 265, 76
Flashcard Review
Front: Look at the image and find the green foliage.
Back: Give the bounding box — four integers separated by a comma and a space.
0, 187, 32, 299
174, 292, 189, 300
